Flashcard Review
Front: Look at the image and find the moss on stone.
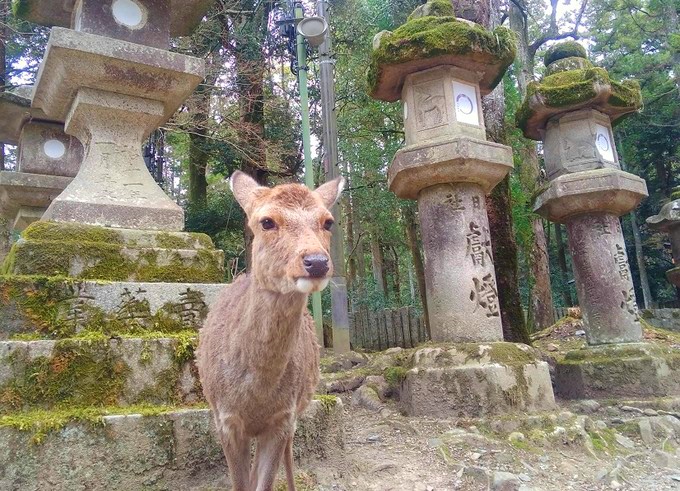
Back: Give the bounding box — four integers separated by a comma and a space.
313, 394, 339, 413
671, 187, 680, 201
367, 14, 516, 95
22, 221, 124, 245
0, 402, 206, 444
544, 56, 593, 76
407, 0, 454, 21
383, 366, 409, 388
544, 41, 587, 66
0, 338, 130, 411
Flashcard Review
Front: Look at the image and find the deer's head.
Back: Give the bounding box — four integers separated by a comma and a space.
230, 171, 344, 294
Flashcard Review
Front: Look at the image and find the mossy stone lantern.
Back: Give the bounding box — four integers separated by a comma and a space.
368, 0, 516, 343
647, 190, 680, 288
518, 43, 680, 399
367, 1, 557, 417
0, 87, 82, 234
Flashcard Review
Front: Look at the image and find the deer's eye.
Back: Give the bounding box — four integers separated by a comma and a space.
261, 218, 276, 230
323, 219, 334, 231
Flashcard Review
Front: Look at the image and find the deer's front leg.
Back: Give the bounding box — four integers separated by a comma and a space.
216, 413, 251, 491
251, 419, 295, 491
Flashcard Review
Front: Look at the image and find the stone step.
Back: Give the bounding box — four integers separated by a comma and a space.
2, 221, 225, 282
0, 397, 343, 491
0, 277, 225, 339
0, 336, 201, 409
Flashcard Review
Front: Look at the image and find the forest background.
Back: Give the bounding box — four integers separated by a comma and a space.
1, 0, 678, 342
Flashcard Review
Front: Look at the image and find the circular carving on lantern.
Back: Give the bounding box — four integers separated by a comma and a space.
456, 94, 474, 115
43, 139, 66, 159
596, 133, 610, 152
112, 0, 146, 29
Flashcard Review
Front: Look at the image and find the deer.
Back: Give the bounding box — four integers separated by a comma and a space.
197, 170, 344, 491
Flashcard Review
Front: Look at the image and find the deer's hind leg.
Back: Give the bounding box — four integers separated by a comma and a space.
216, 414, 252, 491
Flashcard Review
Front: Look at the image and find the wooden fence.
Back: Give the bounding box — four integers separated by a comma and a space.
349, 306, 428, 351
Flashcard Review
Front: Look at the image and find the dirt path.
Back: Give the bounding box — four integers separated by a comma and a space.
305, 397, 680, 491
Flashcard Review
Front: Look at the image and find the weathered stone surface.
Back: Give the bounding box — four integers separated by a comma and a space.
0, 337, 201, 408
647, 200, 680, 286
31, 28, 204, 230
389, 136, 513, 199
401, 66, 487, 145
400, 343, 556, 417
417, 183, 503, 342
368, 0, 516, 101
17, 121, 82, 177
534, 169, 648, 223
555, 343, 680, 399
0, 276, 225, 339
0, 91, 33, 144
565, 212, 642, 345
0, 171, 72, 226
0, 398, 343, 491
13, 0, 215, 38
641, 309, 680, 332
543, 109, 621, 180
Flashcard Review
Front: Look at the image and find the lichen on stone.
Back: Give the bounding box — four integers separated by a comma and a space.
407, 0, 454, 21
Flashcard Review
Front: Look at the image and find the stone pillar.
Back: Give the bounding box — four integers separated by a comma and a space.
647, 194, 680, 288
366, 1, 556, 416
418, 182, 501, 342
519, 42, 680, 399
565, 212, 641, 344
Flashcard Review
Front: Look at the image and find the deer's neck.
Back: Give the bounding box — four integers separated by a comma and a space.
241, 281, 308, 371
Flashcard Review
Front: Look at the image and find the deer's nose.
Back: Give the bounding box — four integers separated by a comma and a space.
303, 254, 329, 278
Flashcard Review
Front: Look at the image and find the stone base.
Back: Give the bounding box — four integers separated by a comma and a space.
0, 337, 201, 408
0, 276, 225, 339
400, 343, 556, 417
2, 221, 224, 283
0, 398, 343, 491
555, 343, 680, 399
666, 267, 680, 288
0, 171, 71, 223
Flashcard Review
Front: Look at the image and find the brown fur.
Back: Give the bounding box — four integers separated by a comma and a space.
197, 172, 343, 491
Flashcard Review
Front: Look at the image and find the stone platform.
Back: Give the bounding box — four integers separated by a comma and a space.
0, 398, 344, 491
2, 221, 224, 283
400, 343, 555, 417
555, 343, 680, 400
0, 276, 225, 339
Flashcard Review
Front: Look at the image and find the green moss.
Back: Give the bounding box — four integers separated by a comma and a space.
155, 232, 191, 249
0, 402, 206, 444
22, 221, 123, 245
588, 428, 617, 453
671, 187, 680, 201
544, 56, 593, 76
383, 366, 408, 389
407, 0, 454, 22
368, 15, 516, 95
11, 0, 30, 19
313, 394, 339, 413
544, 41, 587, 66
0, 338, 130, 411
453, 342, 537, 364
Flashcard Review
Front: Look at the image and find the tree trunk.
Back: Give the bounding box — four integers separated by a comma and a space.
509, 0, 554, 331
402, 204, 430, 337
370, 236, 387, 300
554, 222, 574, 307
0, 0, 8, 170
345, 194, 357, 291
390, 246, 401, 304
477, 0, 531, 344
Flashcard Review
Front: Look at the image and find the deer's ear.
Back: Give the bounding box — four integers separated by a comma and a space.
314, 177, 345, 209
229, 171, 263, 212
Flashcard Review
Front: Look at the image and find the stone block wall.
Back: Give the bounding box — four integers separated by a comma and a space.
642, 309, 680, 332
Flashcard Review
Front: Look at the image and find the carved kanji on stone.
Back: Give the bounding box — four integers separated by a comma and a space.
466, 222, 492, 267
116, 287, 150, 322
178, 288, 207, 326
470, 274, 500, 318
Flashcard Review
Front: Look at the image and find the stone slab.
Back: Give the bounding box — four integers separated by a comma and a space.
14, 0, 215, 37
0, 91, 31, 145
0, 277, 225, 339
0, 171, 72, 219
642, 309, 680, 332
0, 398, 343, 491
12, 207, 43, 232
555, 343, 680, 399
32, 27, 205, 123
0, 337, 201, 408
389, 136, 513, 199
534, 168, 648, 222
647, 199, 680, 233
400, 343, 556, 417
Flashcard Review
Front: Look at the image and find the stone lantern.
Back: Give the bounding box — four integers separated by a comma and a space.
0, 87, 82, 235
647, 189, 680, 288
368, 0, 555, 416
4, 0, 225, 282
518, 42, 680, 398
